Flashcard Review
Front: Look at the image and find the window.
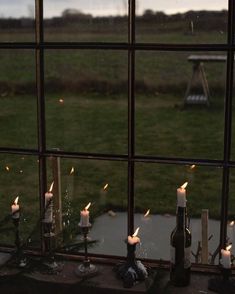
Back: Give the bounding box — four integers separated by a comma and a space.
0, 0, 234, 268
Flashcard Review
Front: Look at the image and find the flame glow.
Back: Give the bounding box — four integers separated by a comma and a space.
230, 221, 234, 226
132, 227, 140, 237
59, 98, 64, 104
181, 182, 188, 189
5, 166, 10, 171
103, 183, 109, 190
85, 202, 91, 210
190, 164, 196, 170
144, 209, 150, 218
70, 167, 74, 175
14, 196, 19, 205
49, 182, 54, 192
226, 244, 232, 251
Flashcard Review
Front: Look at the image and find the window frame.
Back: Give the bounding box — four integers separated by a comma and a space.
0, 0, 234, 270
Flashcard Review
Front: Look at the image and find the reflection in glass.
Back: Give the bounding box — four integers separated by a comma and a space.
0, 50, 37, 149
135, 51, 226, 159
44, 0, 128, 42
0, 0, 35, 42
0, 154, 39, 248
45, 50, 128, 154
136, 0, 228, 43
46, 157, 127, 257
134, 163, 222, 264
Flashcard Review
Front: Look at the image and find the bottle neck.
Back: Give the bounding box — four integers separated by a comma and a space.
176, 206, 186, 229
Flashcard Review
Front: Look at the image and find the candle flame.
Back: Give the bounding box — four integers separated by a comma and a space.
85, 202, 91, 210
230, 221, 234, 226
49, 182, 54, 192
5, 166, 10, 171
59, 98, 64, 104
14, 196, 19, 205
132, 227, 140, 237
226, 244, 232, 251
190, 164, 196, 170
70, 167, 74, 175
181, 182, 188, 189
103, 183, 109, 190
144, 209, 150, 218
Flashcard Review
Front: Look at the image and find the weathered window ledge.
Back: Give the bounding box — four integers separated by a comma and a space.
0, 252, 220, 294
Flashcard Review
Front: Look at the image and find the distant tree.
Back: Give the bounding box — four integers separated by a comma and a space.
143, 9, 155, 16
62, 8, 82, 17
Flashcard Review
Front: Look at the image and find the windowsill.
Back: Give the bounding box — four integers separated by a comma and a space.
0, 253, 220, 294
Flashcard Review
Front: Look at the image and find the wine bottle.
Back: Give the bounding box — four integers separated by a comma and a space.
170, 183, 191, 287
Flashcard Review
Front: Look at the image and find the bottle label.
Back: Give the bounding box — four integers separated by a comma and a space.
184, 246, 191, 269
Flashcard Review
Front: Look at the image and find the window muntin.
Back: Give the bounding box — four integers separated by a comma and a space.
0, 0, 233, 267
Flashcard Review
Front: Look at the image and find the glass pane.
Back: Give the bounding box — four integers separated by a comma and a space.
0, 154, 39, 248
0, 49, 37, 149
44, 0, 128, 42
0, 0, 35, 42
231, 61, 235, 160
136, 1, 228, 43
228, 168, 235, 267
134, 162, 222, 265
45, 50, 128, 154
46, 157, 127, 257
135, 51, 226, 159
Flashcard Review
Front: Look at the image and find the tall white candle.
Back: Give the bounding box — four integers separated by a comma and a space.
80, 202, 91, 227
44, 182, 54, 223
221, 246, 232, 268
11, 196, 20, 219
127, 227, 140, 245
177, 182, 188, 207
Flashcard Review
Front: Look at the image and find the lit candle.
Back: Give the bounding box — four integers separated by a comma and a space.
227, 221, 234, 244
80, 202, 91, 227
11, 196, 20, 219
127, 227, 140, 245
177, 182, 188, 207
221, 245, 232, 268
44, 182, 54, 223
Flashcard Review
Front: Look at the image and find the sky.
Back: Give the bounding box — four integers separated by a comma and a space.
0, 0, 228, 18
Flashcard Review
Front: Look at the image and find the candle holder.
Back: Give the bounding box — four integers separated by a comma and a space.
74, 223, 98, 278
114, 241, 148, 288
12, 214, 27, 268
42, 221, 63, 273
208, 267, 235, 294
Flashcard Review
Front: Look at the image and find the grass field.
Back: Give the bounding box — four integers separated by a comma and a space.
0, 24, 234, 252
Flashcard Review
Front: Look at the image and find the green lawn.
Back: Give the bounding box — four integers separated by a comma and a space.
0, 25, 233, 250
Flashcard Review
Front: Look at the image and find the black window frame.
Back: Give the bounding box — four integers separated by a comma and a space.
0, 0, 234, 270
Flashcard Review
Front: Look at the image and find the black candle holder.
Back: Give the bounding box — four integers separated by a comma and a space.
42, 221, 63, 273
114, 241, 148, 288
12, 213, 27, 268
208, 267, 235, 294
75, 223, 98, 278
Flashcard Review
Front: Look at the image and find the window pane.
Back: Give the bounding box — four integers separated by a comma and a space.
135, 51, 226, 159
136, 1, 228, 43
46, 157, 127, 257
0, 50, 37, 149
0, 154, 39, 248
45, 50, 128, 154
0, 0, 35, 42
134, 162, 222, 264
44, 0, 128, 42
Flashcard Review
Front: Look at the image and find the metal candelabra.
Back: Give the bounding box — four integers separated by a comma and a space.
12, 213, 27, 267
75, 223, 98, 277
